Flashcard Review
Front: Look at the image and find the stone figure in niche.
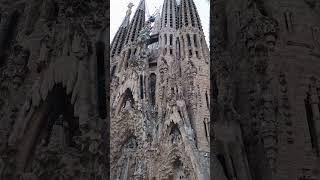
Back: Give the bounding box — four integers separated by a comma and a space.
170, 124, 182, 145
123, 99, 133, 111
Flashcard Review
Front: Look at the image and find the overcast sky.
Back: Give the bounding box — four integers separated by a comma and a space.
110, 0, 209, 45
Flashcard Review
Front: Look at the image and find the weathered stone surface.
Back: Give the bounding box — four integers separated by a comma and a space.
110, 0, 210, 179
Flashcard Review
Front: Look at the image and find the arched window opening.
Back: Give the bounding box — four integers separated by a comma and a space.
150, 73, 156, 106
170, 34, 173, 45
140, 75, 144, 99
187, 34, 191, 47
194, 34, 198, 47
170, 48, 173, 55
176, 38, 180, 59
189, 50, 192, 57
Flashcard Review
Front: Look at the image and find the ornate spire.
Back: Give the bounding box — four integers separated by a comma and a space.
111, 3, 134, 57
124, 0, 146, 45
160, 0, 178, 29
178, 0, 202, 30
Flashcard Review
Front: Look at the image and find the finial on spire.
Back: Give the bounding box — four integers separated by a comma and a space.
126, 2, 134, 16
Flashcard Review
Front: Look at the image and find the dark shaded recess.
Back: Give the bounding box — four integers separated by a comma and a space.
255, 0, 268, 16
140, 75, 144, 99
96, 40, 107, 119
25, 84, 80, 170
0, 11, 20, 67
150, 73, 156, 106
40, 84, 80, 147
230, 155, 238, 179
305, 95, 319, 156
217, 154, 231, 180
111, 65, 116, 77
122, 88, 135, 108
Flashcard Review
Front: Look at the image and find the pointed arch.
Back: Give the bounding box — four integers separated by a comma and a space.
116, 88, 135, 114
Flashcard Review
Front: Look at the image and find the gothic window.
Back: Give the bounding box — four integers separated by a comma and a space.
193, 34, 198, 47
189, 50, 192, 57
195, 51, 199, 58
170, 34, 173, 45
133, 48, 137, 56
127, 49, 131, 60
187, 34, 191, 47
305, 92, 319, 156
140, 75, 144, 99
150, 73, 156, 106
170, 48, 173, 55
96, 40, 107, 119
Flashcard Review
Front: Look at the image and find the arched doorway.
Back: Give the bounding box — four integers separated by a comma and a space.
16, 83, 80, 173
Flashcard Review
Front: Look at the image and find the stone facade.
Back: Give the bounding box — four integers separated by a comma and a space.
211, 0, 320, 180
110, 0, 210, 179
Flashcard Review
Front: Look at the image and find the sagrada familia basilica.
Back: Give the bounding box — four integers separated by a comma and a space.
0, 0, 320, 179
110, 0, 210, 179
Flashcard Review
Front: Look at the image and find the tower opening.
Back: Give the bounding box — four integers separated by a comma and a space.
150, 73, 156, 106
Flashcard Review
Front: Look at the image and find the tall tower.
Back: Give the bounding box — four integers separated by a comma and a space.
178, 0, 210, 152
110, 0, 210, 179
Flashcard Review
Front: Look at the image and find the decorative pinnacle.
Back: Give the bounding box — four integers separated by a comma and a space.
126, 3, 134, 16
